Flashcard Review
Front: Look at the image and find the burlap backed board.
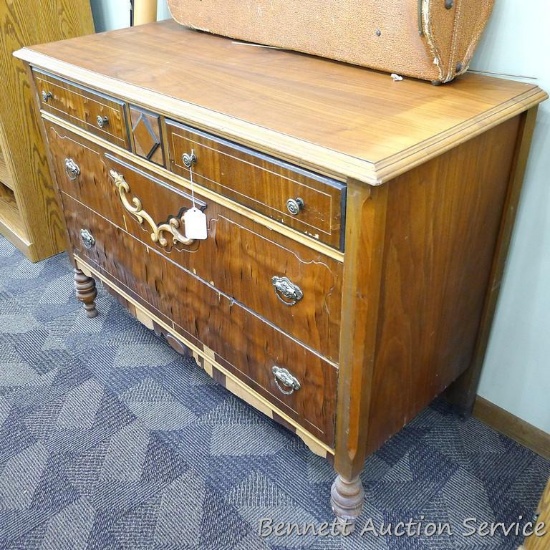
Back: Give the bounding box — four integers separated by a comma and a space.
167, 0, 494, 83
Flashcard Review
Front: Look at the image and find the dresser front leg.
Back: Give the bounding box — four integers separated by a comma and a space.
74, 268, 98, 318
331, 474, 364, 530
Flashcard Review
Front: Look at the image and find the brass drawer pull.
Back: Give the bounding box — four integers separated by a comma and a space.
286, 197, 304, 216
80, 229, 95, 249
96, 115, 109, 128
271, 276, 303, 306
182, 151, 197, 169
272, 366, 301, 395
64, 158, 81, 181
110, 169, 195, 247
41, 90, 53, 103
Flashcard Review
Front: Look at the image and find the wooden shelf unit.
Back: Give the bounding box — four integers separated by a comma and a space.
0, 0, 94, 261
0, 146, 14, 190
0, 124, 29, 250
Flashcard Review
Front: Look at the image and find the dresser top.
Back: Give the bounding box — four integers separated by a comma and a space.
16, 20, 547, 184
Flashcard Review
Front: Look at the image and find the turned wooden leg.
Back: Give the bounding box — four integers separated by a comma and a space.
331, 474, 365, 530
73, 268, 98, 318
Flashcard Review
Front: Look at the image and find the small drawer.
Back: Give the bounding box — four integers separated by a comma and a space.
62, 195, 337, 446
34, 70, 129, 150
165, 120, 346, 250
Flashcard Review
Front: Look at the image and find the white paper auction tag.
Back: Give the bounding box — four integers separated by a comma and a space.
184, 207, 208, 240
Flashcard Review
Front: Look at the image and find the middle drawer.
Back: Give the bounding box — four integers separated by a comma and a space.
46, 122, 342, 361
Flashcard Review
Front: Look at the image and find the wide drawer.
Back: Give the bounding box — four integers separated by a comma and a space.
165, 120, 346, 250
62, 194, 337, 445
34, 71, 129, 150
46, 122, 342, 361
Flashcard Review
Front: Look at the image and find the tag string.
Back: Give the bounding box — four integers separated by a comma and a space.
189, 149, 196, 208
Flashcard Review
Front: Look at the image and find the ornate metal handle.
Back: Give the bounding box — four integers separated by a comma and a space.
41, 90, 53, 103
272, 366, 301, 395
286, 197, 304, 216
64, 158, 80, 181
271, 276, 303, 306
96, 115, 109, 128
182, 152, 197, 169
80, 229, 95, 249
109, 169, 195, 247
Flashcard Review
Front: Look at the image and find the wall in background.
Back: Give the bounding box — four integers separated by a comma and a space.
158, 2, 171, 20
469, 2, 550, 434
90, 0, 130, 31
90, 0, 549, 433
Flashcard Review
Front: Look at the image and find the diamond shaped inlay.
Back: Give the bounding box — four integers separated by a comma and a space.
131, 107, 163, 164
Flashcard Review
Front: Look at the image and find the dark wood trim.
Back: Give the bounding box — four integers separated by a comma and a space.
473, 396, 550, 460
334, 181, 388, 481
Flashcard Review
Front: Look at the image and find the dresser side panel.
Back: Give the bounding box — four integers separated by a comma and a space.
365, 115, 521, 455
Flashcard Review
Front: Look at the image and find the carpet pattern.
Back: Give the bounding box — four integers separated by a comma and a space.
0, 234, 548, 549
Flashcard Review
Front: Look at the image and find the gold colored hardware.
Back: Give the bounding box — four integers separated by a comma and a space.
271, 276, 303, 306
110, 169, 195, 247
182, 152, 197, 169
80, 229, 95, 249
64, 158, 80, 181
41, 90, 53, 103
286, 197, 304, 216
272, 366, 301, 395
96, 115, 109, 128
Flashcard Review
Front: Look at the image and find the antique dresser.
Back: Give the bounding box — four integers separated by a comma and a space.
15, 20, 547, 524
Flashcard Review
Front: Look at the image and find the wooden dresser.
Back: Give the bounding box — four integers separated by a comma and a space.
15, 20, 547, 524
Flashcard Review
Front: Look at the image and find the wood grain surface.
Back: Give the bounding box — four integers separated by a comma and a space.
166, 120, 345, 249
14, 20, 547, 185
61, 193, 337, 445
35, 71, 130, 150
365, 115, 522, 454
523, 478, 550, 549
46, 122, 343, 362
18, 20, 548, 521
0, 0, 93, 260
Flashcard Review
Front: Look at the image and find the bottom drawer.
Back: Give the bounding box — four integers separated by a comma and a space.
62, 193, 337, 446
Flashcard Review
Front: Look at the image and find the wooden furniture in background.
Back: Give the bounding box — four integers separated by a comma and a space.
15, 20, 547, 523
0, 0, 94, 261
521, 478, 550, 549
133, 0, 158, 26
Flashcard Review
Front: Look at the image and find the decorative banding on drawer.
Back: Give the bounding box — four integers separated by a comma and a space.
104, 154, 343, 362
34, 70, 129, 150
45, 120, 342, 361
45, 123, 123, 223
165, 120, 346, 250
62, 195, 337, 445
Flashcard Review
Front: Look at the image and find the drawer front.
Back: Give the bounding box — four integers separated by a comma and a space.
35, 71, 129, 149
47, 123, 342, 361
62, 195, 337, 445
46, 123, 122, 222
165, 120, 346, 250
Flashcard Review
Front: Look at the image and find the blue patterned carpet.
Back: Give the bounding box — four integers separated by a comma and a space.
0, 234, 548, 549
